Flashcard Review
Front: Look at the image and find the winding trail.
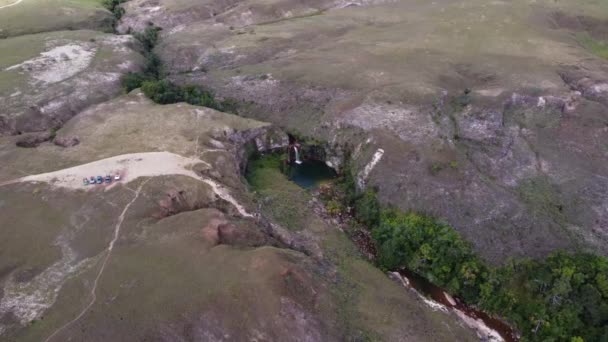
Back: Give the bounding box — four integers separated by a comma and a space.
3, 151, 252, 339
0, 0, 23, 10
43, 179, 151, 342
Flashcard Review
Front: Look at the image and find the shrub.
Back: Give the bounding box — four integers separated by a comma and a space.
141, 80, 182, 104
181, 85, 219, 109
121, 72, 148, 92
142, 52, 163, 79
120, 25, 238, 114
101, 0, 127, 21
354, 190, 380, 227
134, 26, 162, 51
326, 200, 343, 216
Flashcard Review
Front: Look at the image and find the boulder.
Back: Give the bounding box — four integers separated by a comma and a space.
53, 136, 80, 148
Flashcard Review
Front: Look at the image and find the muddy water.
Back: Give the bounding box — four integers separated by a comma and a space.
398, 269, 518, 342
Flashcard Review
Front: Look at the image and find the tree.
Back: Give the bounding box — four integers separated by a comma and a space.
355, 189, 380, 227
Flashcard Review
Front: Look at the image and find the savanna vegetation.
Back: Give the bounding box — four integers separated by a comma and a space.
579, 33, 608, 60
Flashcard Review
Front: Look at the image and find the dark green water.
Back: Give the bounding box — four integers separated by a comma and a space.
288, 160, 336, 189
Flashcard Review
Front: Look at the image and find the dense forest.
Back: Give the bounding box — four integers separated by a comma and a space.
370, 208, 608, 341
346, 182, 608, 341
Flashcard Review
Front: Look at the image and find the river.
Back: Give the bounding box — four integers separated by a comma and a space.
393, 269, 518, 342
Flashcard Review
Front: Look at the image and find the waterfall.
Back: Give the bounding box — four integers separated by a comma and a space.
294, 146, 302, 165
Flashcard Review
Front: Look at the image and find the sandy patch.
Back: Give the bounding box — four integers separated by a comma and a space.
19, 152, 206, 189
0, 236, 96, 328
16, 152, 253, 218
5, 43, 96, 84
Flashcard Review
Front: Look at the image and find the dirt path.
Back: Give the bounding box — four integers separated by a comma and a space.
2, 151, 251, 339
17, 152, 210, 189
43, 179, 150, 342
0, 0, 23, 10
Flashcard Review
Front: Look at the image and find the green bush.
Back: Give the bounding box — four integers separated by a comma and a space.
181, 85, 219, 109
134, 26, 162, 52
121, 72, 148, 92
141, 80, 182, 104
142, 52, 163, 79
326, 200, 343, 216
354, 190, 380, 227
101, 0, 126, 21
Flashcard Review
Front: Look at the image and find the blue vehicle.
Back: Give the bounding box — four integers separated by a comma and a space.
97, 176, 103, 184
105, 175, 112, 184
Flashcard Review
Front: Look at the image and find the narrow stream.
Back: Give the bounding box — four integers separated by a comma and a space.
398, 269, 518, 342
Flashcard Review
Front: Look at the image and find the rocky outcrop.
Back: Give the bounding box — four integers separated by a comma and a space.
231, 125, 289, 172
0, 31, 144, 136
157, 0, 608, 262
15, 132, 52, 148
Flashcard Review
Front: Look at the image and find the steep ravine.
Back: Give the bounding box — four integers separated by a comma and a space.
0, 2, 484, 341
2, 0, 607, 340
246, 150, 519, 341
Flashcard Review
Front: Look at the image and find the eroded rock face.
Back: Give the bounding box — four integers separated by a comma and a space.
155, 0, 608, 262
0, 31, 144, 135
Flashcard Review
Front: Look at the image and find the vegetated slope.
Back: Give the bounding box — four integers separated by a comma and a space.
0, 0, 113, 38
0, 93, 477, 341
153, 0, 608, 263
0, 30, 144, 135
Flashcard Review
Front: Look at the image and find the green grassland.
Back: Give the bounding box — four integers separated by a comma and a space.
163, 0, 608, 101
0, 0, 112, 38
